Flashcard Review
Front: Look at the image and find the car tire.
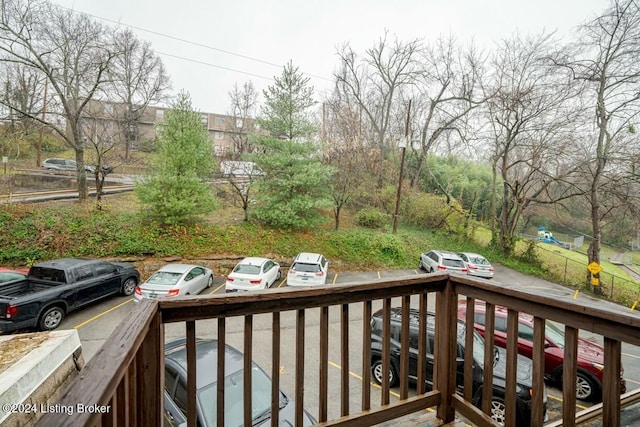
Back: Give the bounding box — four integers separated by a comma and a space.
372, 359, 399, 387
39, 306, 65, 331
276, 268, 282, 281
206, 275, 213, 288
121, 277, 137, 296
576, 371, 600, 402
418, 259, 426, 271
489, 397, 506, 425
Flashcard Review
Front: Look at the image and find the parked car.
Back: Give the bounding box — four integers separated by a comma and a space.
457, 301, 626, 402
0, 268, 27, 285
458, 252, 494, 279
41, 158, 94, 173
134, 264, 213, 302
220, 160, 265, 178
225, 257, 281, 292
419, 250, 467, 274
286, 252, 328, 287
0, 258, 139, 332
370, 307, 545, 426
163, 338, 316, 427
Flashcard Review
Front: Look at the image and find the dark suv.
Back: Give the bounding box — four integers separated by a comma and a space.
370, 307, 546, 426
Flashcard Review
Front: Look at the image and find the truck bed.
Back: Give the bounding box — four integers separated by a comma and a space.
0, 280, 59, 298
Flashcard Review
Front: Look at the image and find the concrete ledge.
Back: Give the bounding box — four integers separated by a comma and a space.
0, 330, 84, 426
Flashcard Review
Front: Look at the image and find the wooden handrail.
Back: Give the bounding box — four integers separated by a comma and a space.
35, 273, 640, 427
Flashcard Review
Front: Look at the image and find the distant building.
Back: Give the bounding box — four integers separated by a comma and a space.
79, 100, 259, 157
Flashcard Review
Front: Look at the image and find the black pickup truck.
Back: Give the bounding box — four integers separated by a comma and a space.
0, 258, 140, 333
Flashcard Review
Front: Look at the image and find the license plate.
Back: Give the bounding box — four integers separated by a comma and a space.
302, 277, 309, 281
149, 293, 157, 299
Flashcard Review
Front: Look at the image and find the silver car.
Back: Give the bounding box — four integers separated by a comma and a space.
458, 252, 494, 279
134, 264, 213, 301
419, 250, 467, 274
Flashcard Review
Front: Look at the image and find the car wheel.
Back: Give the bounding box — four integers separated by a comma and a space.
371, 359, 399, 387
39, 306, 65, 331
121, 277, 137, 296
489, 397, 506, 425
276, 268, 282, 281
576, 371, 599, 402
418, 259, 426, 271
206, 275, 213, 288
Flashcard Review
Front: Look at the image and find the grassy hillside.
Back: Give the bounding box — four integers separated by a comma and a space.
1, 194, 637, 308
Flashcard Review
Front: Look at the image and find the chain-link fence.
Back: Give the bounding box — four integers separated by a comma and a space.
536, 244, 640, 306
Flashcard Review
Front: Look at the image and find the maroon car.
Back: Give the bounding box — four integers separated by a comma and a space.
458, 301, 626, 402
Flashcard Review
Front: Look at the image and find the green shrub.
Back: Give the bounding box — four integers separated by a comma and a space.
356, 207, 388, 229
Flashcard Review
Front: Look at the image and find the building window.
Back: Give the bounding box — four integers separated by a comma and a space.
235, 118, 244, 128
214, 145, 227, 156
215, 117, 226, 127
155, 109, 164, 121
213, 131, 224, 140
201, 114, 209, 127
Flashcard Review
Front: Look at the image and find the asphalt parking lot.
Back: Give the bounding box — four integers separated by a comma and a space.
54, 264, 640, 425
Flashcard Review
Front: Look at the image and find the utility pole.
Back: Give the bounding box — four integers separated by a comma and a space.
393, 99, 411, 234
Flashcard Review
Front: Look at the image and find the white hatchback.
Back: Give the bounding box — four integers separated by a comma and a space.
286, 253, 329, 287
225, 257, 281, 292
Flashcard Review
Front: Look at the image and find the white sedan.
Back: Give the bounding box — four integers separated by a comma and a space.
134, 264, 213, 302
457, 252, 494, 279
225, 257, 281, 292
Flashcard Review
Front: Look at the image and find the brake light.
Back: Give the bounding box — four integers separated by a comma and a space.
467, 264, 478, 270
135, 286, 142, 295
226, 277, 234, 282
249, 279, 262, 284
461, 268, 468, 273
489, 268, 494, 272
6, 305, 17, 319
166, 289, 180, 297
315, 271, 324, 276
437, 265, 447, 271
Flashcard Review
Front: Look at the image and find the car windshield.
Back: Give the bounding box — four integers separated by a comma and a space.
469, 256, 489, 265
472, 330, 486, 364
233, 264, 261, 275
293, 262, 320, 273
198, 365, 277, 427
0, 272, 25, 282
146, 271, 182, 286
545, 320, 565, 348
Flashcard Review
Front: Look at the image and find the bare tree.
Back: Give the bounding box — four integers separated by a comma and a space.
408, 35, 485, 190
107, 28, 170, 162
552, 0, 640, 289
227, 81, 258, 158
0, 0, 116, 200
335, 32, 420, 186
0, 62, 43, 160
323, 93, 373, 229
484, 33, 583, 255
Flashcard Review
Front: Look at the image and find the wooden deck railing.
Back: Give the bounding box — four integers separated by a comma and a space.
37, 273, 640, 427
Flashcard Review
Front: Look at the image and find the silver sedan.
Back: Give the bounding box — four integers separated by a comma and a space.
134, 264, 213, 302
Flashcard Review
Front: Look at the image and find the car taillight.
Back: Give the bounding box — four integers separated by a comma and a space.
461, 268, 468, 273
167, 289, 180, 297
489, 268, 494, 272
437, 265, 447, 271
135, 286, 141, 295
226, 277, 234, 282
249, 279, 261, 285
6, 305, 17, 319
316, 271, 324, 276
467, 264, 478, 270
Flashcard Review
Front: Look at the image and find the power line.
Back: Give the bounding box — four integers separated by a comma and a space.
157, 52, 275, 81
55, 4, 334, 83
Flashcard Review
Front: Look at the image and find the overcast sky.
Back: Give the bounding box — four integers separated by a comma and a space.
49, 0, 610, 115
